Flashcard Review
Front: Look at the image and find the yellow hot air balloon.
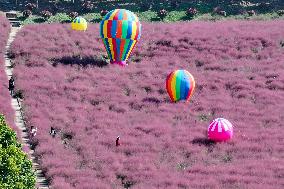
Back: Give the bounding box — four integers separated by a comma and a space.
71, 17, 87, 31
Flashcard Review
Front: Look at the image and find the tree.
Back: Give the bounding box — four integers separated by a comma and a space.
0, 114, 36, 189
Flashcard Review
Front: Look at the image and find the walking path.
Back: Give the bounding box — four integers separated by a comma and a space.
4, 26, 49, 189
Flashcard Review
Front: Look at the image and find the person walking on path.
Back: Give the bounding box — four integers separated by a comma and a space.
116, 136, 120, 146
29, 126, 38, 150
50, 127, 56, 138
8, 76, 15, 96
30, 126, 37, 137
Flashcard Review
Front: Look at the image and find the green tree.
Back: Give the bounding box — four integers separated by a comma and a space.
0, 114, 36, 189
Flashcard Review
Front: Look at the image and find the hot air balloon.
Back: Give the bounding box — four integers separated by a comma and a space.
166, 70, 195, 102
100, 9, 142, 66
208, 118, 233, 142
71, 17, 88, 31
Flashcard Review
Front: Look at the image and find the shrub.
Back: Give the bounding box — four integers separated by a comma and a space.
277, 10, 284, 16
170, 0, 181, 9
100, 10, 109, 18
157, 9, 168, 20
213, 7, 221, 14
48, 13, 71, 23
23, 10, 32, 18
256, 2, 272, 12
69, 11, 78, 20
247, 10, 256, 16
0, 115, 36, 188
219, 11, 227, 17
140, 2, 151, 11
81, 1, 94, 12
40, 10, 52, 20
25, 3, 37, 11
14, 89, 24, 99
213, 7, 226, 16
186, 8, 198, 17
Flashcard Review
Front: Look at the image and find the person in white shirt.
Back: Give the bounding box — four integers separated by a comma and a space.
50, 127, 56, 138
30, 126, 37, 137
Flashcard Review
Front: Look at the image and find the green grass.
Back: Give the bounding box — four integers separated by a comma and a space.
18, 11, 284, 25
81, 13, 101, 22
18, 15, 45, 25
136, 11, 158, 22
47, 13, 71, 23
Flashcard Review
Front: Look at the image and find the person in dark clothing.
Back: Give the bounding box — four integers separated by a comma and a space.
50, 127, 56, 138
8, 76, 15, 96
116, 136, 120, 146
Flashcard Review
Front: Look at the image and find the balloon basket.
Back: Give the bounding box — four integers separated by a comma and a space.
111, 61, 127, 66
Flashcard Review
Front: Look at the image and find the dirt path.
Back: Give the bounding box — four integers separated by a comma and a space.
4, 27, 49, 189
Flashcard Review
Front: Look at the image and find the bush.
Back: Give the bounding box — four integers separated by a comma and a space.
219, 11, 227, 17
277, 10, 284, 16
48, 13, 71, 23
213, 7, 222, 14
186, 8, 198, 17
23, 10, 32, 18
40, 10, 52, 20
247, 10, 256, 16
170, 1, 181, 9
157, 9, 168, 20
82, 1, 94, 12
69, 12, 79, 20
25, 3, 37, 11
0, 115, 36, 188
256, 2, 272, 12
213, 7, 226, 16
100, 10, 109, 18
14, 89, 24, 99
140, 2, 151, 11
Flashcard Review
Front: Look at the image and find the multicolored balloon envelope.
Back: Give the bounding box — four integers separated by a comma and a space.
100, 9, 142, 66
71, 17, 88, 31
166, 70, 195, 102
208, 118, 233, 142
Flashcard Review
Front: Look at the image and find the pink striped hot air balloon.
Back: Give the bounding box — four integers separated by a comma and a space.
208, 118, 233, 142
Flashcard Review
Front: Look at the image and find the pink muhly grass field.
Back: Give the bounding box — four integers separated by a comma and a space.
10, 21, 284, 189
0, 16, 18, 133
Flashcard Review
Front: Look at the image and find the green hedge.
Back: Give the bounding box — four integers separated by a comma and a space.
0, 114, 36, 189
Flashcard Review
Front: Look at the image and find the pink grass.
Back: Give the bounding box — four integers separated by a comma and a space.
10, 21, 284, 188
0, 16, 18, 134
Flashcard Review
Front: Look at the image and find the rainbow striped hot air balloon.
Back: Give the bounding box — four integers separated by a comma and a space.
100, 9, 142, 66
71, 17, 88, 31
166, 70, 195, 102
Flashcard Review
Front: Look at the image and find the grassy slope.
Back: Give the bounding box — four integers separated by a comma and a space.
10, 21, 284, 189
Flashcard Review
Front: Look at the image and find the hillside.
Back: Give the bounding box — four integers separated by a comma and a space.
10, 21, 284, 189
